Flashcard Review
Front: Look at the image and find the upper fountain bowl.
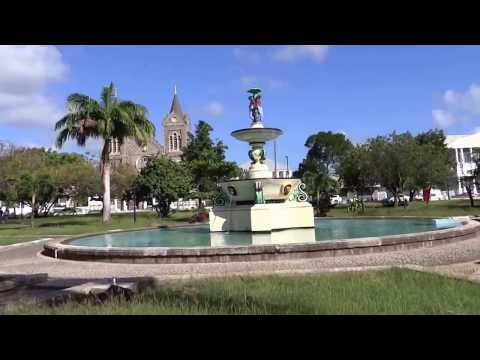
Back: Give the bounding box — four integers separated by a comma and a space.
231, 127, 283, 143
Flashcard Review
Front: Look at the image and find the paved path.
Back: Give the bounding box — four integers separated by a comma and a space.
2, 235, 480, 282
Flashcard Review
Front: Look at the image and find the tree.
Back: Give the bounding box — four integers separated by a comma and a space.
181, 121, 239, 208
337, 144, 374, 197
16, 173, 56, 225
366, 132, 417, 206
52, 158, 102, 209
303, 131, 353, 175
111, 164, 138, 210
301, 158, 338, 216
405, 129, 455, 202
54, 82, 155, 223
0, 147, 102, 223
295, 131, 351, 215
0, 148, 50, 224
135, 156, 192, 217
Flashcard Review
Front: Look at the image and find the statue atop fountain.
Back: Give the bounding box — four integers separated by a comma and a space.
248, 88, 263, 126
209, 88, 314, 233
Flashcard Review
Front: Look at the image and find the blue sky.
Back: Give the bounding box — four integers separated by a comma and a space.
2, 45, 480, 169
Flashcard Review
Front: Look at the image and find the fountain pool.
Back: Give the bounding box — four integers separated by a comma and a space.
67, 218, 461, 248
42, 217, 480, 264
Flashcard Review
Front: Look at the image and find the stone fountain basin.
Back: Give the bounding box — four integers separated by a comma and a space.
218, 178, 302, 203
231, 127, 283, 143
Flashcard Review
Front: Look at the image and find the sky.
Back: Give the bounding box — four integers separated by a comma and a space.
2, 45, 480, 169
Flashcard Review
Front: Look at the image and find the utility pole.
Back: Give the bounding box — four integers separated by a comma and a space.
274, 140, 277, 178
285, 155, 289, 178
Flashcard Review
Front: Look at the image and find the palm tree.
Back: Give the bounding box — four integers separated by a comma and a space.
54, 82, 155, 223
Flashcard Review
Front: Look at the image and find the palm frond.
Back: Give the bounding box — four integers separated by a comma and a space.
55, 113, 78, 131
55, 128, 70, 148
101, 82, 116, 109
66, 93, 92, 114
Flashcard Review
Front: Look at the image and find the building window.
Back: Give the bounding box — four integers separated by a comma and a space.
169, 131, 179, 152
279, 171, 284, 178
110, 138, 120, 154
464, 148, 472, 163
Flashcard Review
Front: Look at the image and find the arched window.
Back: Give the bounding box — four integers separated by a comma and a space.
169, 134, 173, 152
173, 132, 178, 151
110, 138, 119, 154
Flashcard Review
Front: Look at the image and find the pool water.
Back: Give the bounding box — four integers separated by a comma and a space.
67, 218, 462, 248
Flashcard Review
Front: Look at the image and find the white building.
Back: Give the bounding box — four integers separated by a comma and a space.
445, 133, 480, 196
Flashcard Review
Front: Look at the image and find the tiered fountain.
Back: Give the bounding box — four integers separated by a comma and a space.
209, 88, 315, 232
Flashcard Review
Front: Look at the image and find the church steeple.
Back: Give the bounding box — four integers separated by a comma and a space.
169, 86, 183, 116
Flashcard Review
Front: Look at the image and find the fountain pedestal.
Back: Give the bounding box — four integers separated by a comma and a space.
209, 88, 314, 233
210, 200, 314, 232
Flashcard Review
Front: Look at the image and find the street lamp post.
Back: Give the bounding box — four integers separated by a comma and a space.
274, 140, 277, 178
285, 156, 289, 178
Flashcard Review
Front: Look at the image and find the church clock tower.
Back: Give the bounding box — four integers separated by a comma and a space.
162, 86, 192, 161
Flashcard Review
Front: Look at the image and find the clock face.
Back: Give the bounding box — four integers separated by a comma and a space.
171, 117, 177, 122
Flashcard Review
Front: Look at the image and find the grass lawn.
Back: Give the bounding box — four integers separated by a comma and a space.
328, 199, 480, 218
0, 211, 194, 246
5, 269, 480, 315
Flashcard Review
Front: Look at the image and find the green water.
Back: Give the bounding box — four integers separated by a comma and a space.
67, 218, 461, 248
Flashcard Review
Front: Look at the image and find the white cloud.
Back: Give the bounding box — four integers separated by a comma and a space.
432, 109, 458, 129
205, 101, 225, 117
0, 45, 67, 93
0, 45, 67, 127
0, 93, 64, 127
442, 84, 480, 114
240, 76, 258, 90
233, 47, 261, 64
267, 79, 288, 90
272, 45, 329, 63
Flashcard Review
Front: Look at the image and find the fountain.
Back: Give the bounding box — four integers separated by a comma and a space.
42, 88, 473, 264
209, 88, 315, 232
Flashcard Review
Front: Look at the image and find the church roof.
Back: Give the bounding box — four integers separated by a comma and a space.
169, 93, 183, 116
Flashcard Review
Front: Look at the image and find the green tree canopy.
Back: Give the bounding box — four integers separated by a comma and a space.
302, 131, 353, 175
0, 147, 102, 223
111, 164, 138, 206
337, 144, 374, 196
181, 121, 239, 205
295, 131, 351, 215
135, 156, 192, 217
365, 132, 417, 205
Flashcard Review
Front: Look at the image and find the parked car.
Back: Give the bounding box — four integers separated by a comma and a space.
383, 195, 409, 206
330, 195, 342, 205
429, 189, 448, 201
414, 189, 448, 201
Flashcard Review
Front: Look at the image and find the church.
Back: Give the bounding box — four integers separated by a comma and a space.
109, 88, 192, 171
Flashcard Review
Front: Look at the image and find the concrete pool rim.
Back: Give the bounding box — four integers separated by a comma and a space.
41, 217, 480, 264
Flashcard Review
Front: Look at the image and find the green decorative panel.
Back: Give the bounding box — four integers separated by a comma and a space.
288, 183, 308, 202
